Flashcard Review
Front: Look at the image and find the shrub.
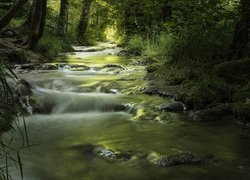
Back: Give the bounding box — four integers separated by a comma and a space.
127, 35, 144, 55
143, 32, 173, 58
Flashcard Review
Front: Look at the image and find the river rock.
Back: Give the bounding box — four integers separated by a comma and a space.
156, 102, 184, 112
102, 64, 126, 70
42, 64, 58, 70
143, 81, 180, 100
93, 147, 133, 162
93, 147, 117, 161
189, 104, 233, 122
147, 151, 214, 167
69, 64, 90, 71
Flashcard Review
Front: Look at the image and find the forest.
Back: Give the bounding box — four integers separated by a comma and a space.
0, 0, 250, 179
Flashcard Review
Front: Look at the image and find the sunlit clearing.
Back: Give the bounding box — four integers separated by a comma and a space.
104, 25, 118, 42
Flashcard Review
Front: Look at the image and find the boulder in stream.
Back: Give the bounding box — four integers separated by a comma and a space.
156, 102, 185, 112
42, 64, 58, 70
189, 104, 233, 122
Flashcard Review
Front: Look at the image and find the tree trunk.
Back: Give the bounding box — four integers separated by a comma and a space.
162, 4, 172, 22
58, 0, 69, 37
228, 0, 250, 59
77, 0, 93, 44
21, 1, 35, 34
0, 0, 28, 30
25, 0, 47, 49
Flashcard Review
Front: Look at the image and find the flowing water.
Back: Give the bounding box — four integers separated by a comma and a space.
4, 45, 250, 179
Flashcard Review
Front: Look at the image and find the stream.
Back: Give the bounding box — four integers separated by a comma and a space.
4, 44, 250, 179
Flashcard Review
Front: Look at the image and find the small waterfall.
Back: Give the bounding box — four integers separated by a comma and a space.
33, 87, 122, 114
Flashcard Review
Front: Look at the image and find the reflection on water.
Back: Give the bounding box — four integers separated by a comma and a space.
4, 47, 250, 180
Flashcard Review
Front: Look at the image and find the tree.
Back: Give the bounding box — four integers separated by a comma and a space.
228, 0, 250, 59
0, 0, 28, 30
58, 0, 69, 36
77, 0, 93, 44
25, 0, 47, 49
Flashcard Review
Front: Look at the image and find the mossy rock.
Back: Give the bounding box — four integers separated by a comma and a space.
189, 104, 233, 122
234, 102, 250, 121
215, 58, 250, 83
147, 150, 214, 167
233, 83, 250, 102
180, 79, 232, 109
131, 108, 158, 121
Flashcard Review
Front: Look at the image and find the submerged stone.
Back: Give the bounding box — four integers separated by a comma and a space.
93, 147, 117, 162
147, 151, 214, 167
93, 147, 134, 162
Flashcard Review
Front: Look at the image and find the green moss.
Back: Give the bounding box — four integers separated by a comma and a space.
233, 83, 250, 102
215, 58, 250, 83
180, 79, 232, 109
234, 102, 250, 121
131, 108, 157, 121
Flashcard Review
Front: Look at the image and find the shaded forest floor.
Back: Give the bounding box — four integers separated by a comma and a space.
0, 34, 47, 64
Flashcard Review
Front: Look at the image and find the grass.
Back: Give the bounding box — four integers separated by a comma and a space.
127, 32, 173, 58
0, 59, 29, 179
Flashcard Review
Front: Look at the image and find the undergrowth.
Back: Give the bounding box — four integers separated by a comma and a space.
0, 60, 29, 179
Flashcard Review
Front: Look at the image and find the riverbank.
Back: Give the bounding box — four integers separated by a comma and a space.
139, 55, 250, 131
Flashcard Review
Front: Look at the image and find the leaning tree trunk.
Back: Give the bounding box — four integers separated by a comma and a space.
25, 0, 47, 49
77, 0, 93, 44
0, 0, 28, 30
21, 1, 35, 34
58, 0, 69, 37
227, 0, 250, 59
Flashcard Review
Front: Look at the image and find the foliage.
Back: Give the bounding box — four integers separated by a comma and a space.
37, 32, 67, 58
0, 62, 28, 179
36, 6, 72, 58
167, 0, 239, 63
127, 35, 144, 55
